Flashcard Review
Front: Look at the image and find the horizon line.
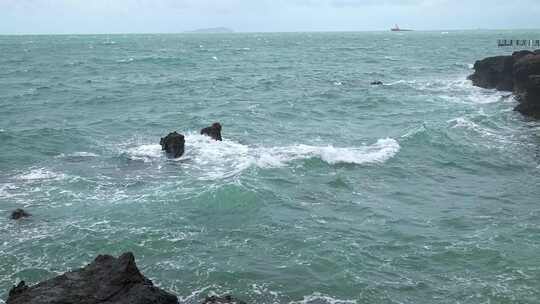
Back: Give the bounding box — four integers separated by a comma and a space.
1, 28, 539, 36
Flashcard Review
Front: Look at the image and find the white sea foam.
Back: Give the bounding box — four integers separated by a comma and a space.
388, 77, 509, 104
15, 168, 65, 181
289, 293, 357, 304
255, 138, 400, 167
56, 151, 99, 159
71, 152, 98, 157
126, 133, 400, 179
448, 117, 479, 129
448, 116, 512, 144
125, 144, 163, 162
126, 134, 400, 179
0, 184, 19, 198
117, 57, 134, 63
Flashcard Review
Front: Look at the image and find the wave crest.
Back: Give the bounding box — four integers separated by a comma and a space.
124, 134, 400, 179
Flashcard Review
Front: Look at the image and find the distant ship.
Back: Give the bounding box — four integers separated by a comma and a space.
391, 24, 412, 32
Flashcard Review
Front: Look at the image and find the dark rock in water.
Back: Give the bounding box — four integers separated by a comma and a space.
510, 52, 540, 117
200, 123, 222, 141
370, 81, 383, 85
514, 74, 540, 118
469, 50, 540, 118
8, 282, 28, 299
160, 132, 185, 158
10, 209, 30, 220
202, 295, 247, 304
6, 252, 178, 304
468, 55, 515, 91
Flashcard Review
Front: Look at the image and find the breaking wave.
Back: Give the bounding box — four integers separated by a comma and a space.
123, 134, 400, 179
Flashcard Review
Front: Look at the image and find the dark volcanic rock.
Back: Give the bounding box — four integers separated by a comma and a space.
202, 295, 247, 304
6, 252, 178, 304
468, 55, 515, 91
469, 50, 540, 117
10, 209, 30, 220
160, 132, 185, 158
200, 123, 222, 141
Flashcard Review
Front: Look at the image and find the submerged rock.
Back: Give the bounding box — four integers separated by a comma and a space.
200, 123, 222, 141
160, 132, 185, 158
6, 252, 178, 304
469, 50, 540, 118
202, 295, 247, 304
10, 209, 30, 220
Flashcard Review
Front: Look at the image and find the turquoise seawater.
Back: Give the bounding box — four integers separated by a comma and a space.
1, 31, 540, 303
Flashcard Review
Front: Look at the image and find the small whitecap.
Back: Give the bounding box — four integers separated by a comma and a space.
125, 144, 163, 162
0, 184, 19, 198
289, 293, 357, 304
255, 138, 400, 167
56, 151, 99, 159
117, 57, 134, 63
15, 168, 65, 181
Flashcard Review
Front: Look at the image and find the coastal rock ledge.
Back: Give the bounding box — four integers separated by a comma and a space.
6, 252, 178, 304
468, 49, 540, 118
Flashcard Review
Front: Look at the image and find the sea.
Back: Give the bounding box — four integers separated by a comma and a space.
1, 30, 539, 304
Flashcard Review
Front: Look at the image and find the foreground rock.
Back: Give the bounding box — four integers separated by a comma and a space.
6, 252, 178, 304
468, 50, 540, 117
200, 123, 222, 141
10, 209, 30, 220
160, 132, 185, 158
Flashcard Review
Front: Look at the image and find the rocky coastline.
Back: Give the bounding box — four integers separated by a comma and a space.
5, 253, 245, 304
468, 49, 540, 118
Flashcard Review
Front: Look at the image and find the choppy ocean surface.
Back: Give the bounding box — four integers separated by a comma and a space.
1, 31, 540, 303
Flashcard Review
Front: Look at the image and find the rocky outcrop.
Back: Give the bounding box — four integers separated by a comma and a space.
10, 209, 30, 220
513, 53, 540, 117
468, 50, 540, 118
200, 123, 222, 141
6, 252, 178, 304
468, 55, 515, 90
160, 132, 185, 158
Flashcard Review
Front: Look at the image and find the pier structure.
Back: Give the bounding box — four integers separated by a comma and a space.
498, 39, 540, 48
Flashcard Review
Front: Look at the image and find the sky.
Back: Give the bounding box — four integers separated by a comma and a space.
0, 0, 539, 34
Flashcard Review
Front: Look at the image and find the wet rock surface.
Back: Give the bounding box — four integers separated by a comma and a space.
160, 131, 186, 158
10, 209, 30, 220
6, 252, 178, 304
200, 123, 222, 141
469, 50, 540, 118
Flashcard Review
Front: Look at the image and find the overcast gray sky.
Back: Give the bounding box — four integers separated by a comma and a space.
1, 0, 539, 34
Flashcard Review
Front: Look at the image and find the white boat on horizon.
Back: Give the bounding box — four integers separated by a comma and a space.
391, 24, 413, 32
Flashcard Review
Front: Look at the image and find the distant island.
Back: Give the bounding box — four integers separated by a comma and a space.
188, 27, 234, 33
